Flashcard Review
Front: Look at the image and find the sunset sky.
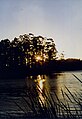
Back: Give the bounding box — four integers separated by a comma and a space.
0, 0, 82, 59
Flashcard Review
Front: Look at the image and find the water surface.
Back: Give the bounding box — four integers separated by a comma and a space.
0, 71, 82, 116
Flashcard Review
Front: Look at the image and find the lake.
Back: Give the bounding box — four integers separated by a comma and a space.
0, 71, 82, 118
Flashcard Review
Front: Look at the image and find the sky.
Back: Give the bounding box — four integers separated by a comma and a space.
0, 0, 82, 59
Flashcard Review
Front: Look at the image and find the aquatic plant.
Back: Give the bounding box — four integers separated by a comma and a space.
13, 75, 82, 119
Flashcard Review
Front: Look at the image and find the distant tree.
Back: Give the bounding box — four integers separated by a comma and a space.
0, 39, 10, 68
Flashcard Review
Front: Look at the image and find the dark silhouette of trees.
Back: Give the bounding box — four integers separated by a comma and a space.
0, 33, 57, 70
0, 39, 10, 68
0, 33, 82, 78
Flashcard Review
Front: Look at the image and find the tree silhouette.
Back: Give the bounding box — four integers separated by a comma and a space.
0, 33, 57, 69
0, 33, 82, 77
0, 39, 10, 68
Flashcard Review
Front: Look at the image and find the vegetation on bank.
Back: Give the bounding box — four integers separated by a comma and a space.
0, 33, 57, 69
0, 33, 57, 77
0, 33, 82, 77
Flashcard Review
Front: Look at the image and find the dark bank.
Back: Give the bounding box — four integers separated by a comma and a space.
0, 33, 82, 78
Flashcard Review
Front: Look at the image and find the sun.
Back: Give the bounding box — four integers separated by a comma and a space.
35, 55, 42, 62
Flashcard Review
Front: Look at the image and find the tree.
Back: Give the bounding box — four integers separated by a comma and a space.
0, 33, 57, 69
0, 39, 10, 68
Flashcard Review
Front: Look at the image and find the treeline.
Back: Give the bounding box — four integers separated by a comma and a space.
0, 33, 82, 78
0, 33, 57, 77
57, 58, 82, 71
47, 58, 82, 73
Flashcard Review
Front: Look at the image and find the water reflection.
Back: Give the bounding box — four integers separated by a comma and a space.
35, 75, 45, 92
35, 75, 46, 105
25, 72, 82, 108
25, 75, 50, 106
0, 72, 81, 117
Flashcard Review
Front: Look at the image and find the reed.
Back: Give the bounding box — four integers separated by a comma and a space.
14, 75, 82, 119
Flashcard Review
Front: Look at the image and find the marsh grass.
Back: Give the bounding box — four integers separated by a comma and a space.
12, 74, 82, 119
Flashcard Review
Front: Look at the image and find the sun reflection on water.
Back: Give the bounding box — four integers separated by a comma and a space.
25, 74, 50, 106
35, 75, 45, 91
25, 72, 82, 110
34, 75, 47, 106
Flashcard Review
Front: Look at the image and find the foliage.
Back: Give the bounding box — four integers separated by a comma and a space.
0, 33, 57, 69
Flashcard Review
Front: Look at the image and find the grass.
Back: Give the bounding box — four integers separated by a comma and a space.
1, 74, 82, 119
